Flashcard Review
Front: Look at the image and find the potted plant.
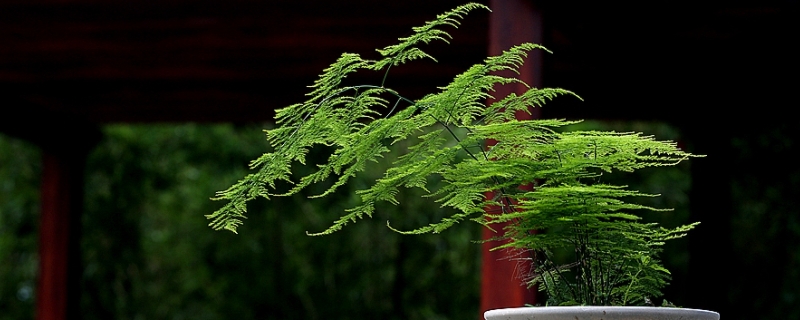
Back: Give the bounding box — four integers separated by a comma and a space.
207, 3, 718, 319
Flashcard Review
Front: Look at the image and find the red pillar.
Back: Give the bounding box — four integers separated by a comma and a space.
37, 151, 85, 320
34, 119, 97, 320
481, 0, 544, 315
1, 106, 97, 320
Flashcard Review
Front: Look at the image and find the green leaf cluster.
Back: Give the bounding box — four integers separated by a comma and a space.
207, 2, 702, 306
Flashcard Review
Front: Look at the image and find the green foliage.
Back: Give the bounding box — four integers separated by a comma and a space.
78, 124, 480, 320
728, 122, 800, 319
0, 134, 40, 320
209, 3, 701, 306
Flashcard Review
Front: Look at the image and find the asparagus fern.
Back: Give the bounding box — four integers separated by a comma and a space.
207, 2, 701, 306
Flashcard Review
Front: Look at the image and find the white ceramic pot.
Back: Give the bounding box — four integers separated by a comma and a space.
484, 306, 720, 320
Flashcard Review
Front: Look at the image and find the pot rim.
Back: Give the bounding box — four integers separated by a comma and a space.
484, 306, 720, 320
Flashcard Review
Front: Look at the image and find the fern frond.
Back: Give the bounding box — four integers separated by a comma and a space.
372, 3, 490, 69
484, 42, 550, 73
482, 88, 582, 124
307, 202, 376, 236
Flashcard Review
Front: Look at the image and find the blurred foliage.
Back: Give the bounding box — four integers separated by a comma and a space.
0, 135, 40, 320
727, 122, 800, 319
79, 123, 480, 320
2, 120, 799, 319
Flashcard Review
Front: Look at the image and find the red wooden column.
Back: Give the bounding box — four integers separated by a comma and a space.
3, 107, 98, 320
37, 150, 87, 320
481, 0, 544, 315
26, 117, 99, 320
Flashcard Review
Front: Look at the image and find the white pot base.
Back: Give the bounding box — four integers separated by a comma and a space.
484, 306, 720, 320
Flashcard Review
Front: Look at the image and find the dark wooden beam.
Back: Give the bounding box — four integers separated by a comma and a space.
0, 0, 488, 124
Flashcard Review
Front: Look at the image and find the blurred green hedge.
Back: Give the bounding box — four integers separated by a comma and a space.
2, 124, 481, 320
3, 120, 799, 319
